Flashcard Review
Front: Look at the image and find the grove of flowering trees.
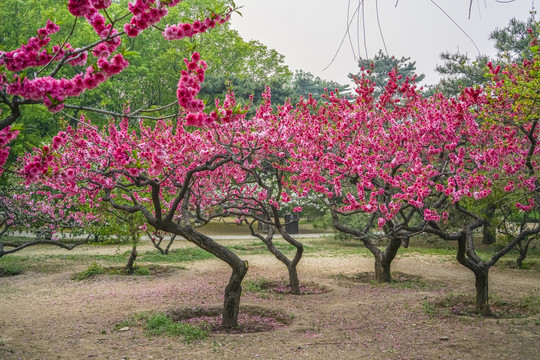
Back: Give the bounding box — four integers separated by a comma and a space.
1, 0, 540, 329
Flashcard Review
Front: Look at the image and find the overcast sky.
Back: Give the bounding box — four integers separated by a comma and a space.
230, 0, 538, 87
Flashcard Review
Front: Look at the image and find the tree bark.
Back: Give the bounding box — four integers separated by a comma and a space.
474, 266, 491, 316
173, 225, 248, 330
125, 244, 137, 274
515, 239, 532, 269
482, 205, 496, 245
374, 254, 392, 282
288, 264, 301, 295
482, 222, 496, 245
516, 253, 524, 269
278, 228, 304, 295
222, 260, 248, 329
372, 237, 401, 283
251, 219, 304, 295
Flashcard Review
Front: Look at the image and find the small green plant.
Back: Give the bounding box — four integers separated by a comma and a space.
114, 312, 151, 331
422, 300, 435, 316
518, 294, 540, 314
72, 262, 103, 281
0, 259, 23, 277
227, 244, 248, 251
243, 277, 270, 293
145, 313, 208, 343
133, 266, 150, 275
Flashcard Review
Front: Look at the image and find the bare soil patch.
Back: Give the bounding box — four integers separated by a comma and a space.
246, 279, 329, 295
0, 241, 539, 360
170, 305, 292, 333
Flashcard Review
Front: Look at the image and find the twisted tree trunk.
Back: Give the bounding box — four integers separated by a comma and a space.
373, 237, 402, 283
474, 266, 491, 316
125, 243, 138, 274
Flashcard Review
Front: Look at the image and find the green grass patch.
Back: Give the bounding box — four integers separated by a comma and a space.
72, 262, 104, 280
73, 263, 170, 280
0, 254, 82, 274
139, 248, 215, 263
145, 313, 209, 343
0, 257, 24, 277
114, 312, 151, 331
243, 277, 271, 293
400, 246, 457, 257
422, 300, 436, 316
227, 241, 304, 255
304, 238, 371, 257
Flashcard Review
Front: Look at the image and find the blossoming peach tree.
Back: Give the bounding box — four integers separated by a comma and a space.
0, 0, 236, 170
202, 89, 307, 294
286, 62, 540, 314
2, 0, 253, 329
0, 186, 99, 257
285, 70, 432, 283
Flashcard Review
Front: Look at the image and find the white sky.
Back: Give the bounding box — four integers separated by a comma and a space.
230, 0, 539, 87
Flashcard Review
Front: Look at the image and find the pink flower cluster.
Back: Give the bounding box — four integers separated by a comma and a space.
68, 1, 121, 57
6, 54, 128, 113
162, 14, 229, 40
152, 149, 168, 173
257, 189, 268, 202
124, 0, 183, 37
0, 20, 60, 71
68, 0, 112, 17
86, 12, 121, 57
0, 126, 18, 176
423, 209, 441, 222
516, 198, 535, 212
97, 54, 130, 76
177, 52, 207, 113
177, 54, 244, 126
24, 132, 68, 181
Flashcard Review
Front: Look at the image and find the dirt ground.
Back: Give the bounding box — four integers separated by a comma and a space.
0, 239, 539, 360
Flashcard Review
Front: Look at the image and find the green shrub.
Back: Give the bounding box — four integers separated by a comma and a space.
72, 262, 103, 281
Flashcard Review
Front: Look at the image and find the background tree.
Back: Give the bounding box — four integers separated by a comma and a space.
348, 50, 425, 98
291, 70, 350, 103
429, 14, 539, 97
428, 53, 490, 97
0, 185, 95, 257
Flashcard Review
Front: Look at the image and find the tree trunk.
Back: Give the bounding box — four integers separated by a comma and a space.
482, 205, 496, 245
222, 261, 248, 329
482, 222, 496, 245
372, 237, 401, 283
515, 239, 532, 269
125, 244, 137, 275
474, 267, 491, 316
288, 264, 301, 295
516, 249, 526, 269
374, 254, 392, 283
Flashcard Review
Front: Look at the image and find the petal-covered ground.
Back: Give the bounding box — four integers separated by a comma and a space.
0, 238, 539, 360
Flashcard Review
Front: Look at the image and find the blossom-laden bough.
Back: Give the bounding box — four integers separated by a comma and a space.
0, 186, 98, 257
